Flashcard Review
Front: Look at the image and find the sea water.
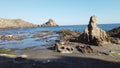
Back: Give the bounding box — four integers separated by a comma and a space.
0, 24, 119, 49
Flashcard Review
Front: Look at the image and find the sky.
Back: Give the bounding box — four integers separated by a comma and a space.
0, 0, 120, 25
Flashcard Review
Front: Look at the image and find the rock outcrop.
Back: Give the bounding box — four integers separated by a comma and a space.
76, 45, 94, 54
54, 42, 74, 53
41, 19, 58, 27
0, 35, 25, 40
79, 16, 109, 46
107, 26, 120, 44
107, 26, 120, 38
57, 30, 81, 42
0, 18, 36, 29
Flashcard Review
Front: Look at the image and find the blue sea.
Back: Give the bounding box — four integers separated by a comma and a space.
0, 24, 120, 49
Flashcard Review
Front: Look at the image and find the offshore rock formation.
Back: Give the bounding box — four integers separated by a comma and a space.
79, 16, 109, 46
0, 18, 36, 29
41, 19, 58, 27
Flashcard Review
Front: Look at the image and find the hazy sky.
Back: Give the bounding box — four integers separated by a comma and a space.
0, 0, 120, 25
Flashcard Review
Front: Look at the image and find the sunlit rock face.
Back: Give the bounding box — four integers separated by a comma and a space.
0, 18, 36, 28
41, 19, 58, 27
79, 16, 109, 46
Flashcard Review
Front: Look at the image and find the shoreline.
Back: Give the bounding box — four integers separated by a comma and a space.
0, 24, 119, 68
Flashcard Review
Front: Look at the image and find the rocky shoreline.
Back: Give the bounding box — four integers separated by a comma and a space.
0, 16, 120, 68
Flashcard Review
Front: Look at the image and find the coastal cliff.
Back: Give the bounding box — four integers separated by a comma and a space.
0, 18, 36, 29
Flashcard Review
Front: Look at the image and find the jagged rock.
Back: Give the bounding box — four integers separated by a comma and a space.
76, 45, 93, 54
79, 16, 109, 46
41, 19, 58, 27
0, 18, 36, 29
54, 42, 74, 53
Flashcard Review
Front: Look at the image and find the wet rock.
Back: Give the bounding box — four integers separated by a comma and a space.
0, 35, 25, 41
0, 35, 14, 40
58, 30, 81, 42
31, 32, 54, 38
58, 30, 81, 37
41, 19, 58, 27
76, 45, 93, 54
79, 16, 109, 46
54, 42, 74, 53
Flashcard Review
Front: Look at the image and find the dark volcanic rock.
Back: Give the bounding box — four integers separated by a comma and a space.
107, 26, 120, 44
107, 26, 120, 38
41, 19, 58, 27
79, 16, 109, 46
58, 30, 81, 42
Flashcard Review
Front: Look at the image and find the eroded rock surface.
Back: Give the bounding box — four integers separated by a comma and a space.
54, 42, 74, 53
79, 16, 109, 46
76, 45, 94, 54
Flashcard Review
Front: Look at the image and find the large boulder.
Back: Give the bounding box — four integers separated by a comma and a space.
41, 19, 58, 27
79, 16, 109, 46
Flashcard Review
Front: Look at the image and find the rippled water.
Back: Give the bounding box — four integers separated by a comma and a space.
0, 24, 119, 49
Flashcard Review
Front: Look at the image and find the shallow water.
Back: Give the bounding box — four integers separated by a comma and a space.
0, 24, 119, 49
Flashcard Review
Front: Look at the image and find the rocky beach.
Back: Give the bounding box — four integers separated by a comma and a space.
0, 16, 119, 68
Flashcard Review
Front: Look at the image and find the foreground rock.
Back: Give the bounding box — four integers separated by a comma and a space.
53, 41, 98, 54
79, 16, 109, 46
54, 42, 74, 53
76, 45, 94, 54
41, 19, 58, 27
0, 18, 36, 29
